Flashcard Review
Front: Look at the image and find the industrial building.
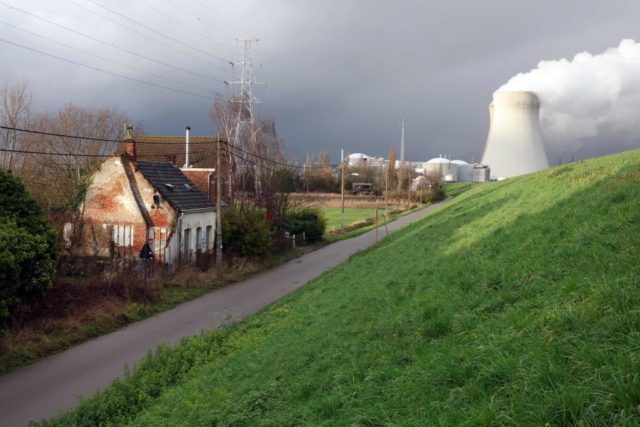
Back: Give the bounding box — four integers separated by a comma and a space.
423, 157, 490, 183
481, 90, 549, 179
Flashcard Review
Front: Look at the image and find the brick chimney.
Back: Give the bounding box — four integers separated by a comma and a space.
123, 123, 135, 161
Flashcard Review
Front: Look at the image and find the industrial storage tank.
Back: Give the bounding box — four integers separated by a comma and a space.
452, 160, 473, 182
481, 91, 549, 179
424, 157, 457, 182
348, 153, 370, 167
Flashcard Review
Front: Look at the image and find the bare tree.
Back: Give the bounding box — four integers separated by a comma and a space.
0, 78, 31, 170
16, 104, 130, 217
212, 94, 289, 205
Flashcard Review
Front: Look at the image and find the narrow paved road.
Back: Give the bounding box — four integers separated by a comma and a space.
0, 199, 449, 426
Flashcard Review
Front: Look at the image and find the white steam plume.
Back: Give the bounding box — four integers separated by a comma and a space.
498, 39, 640, 156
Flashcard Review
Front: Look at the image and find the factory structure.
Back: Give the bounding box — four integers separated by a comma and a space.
421, 157, 490, 183
481, 90, 549, 179
346, 152, 490, 183
345, 89, 550, 184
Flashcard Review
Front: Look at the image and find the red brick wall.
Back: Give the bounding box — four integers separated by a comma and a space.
80, 157, 177, 258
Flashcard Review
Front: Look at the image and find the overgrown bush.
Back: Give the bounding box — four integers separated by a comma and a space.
284, 208, 326, 243
221, 207, 273, 257
0, 170, 57, 324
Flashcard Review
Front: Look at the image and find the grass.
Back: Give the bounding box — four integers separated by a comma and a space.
322, 204, 423, 243
321, 207, 378, 231
444, 181, 477, 197
41, 150, 640, 425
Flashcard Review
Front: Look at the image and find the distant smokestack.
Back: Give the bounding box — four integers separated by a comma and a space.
124, 123, 135, 161
184, 126, 191, 168
481, 91, 549, 179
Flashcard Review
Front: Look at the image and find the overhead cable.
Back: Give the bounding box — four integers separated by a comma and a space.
0, 38, 214, 99
0, 20, 213, 93
68, 0, 228, 71
85, 0, 234, 67
0, 0, 226, 83
136, 0, 236, 55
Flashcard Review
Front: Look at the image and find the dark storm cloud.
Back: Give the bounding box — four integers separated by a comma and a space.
2, 0, 640, 164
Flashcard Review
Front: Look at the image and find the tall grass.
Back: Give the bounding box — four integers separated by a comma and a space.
42, 150, 640, 426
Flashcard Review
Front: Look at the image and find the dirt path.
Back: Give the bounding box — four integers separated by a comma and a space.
0, 198, 450, 426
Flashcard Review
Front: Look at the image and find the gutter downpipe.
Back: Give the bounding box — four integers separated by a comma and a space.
177, 211, 184, 265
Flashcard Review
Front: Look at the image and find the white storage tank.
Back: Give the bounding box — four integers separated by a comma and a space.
452, 160, 474, 182
425, 157, 458, 182
348, 153, 370, 167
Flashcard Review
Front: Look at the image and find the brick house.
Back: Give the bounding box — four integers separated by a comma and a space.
77, 133, 217, 264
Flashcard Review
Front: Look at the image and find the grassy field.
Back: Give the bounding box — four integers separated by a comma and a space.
42, 150, 640, 425
321, 207, 378, 231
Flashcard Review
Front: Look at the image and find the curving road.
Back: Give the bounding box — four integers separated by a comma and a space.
0, 199, 449, 426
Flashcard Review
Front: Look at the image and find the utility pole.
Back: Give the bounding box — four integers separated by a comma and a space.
216, 136, 223, 267
399, 118, 407, 198
400, 118, 406, 163
340, 149, 345, 233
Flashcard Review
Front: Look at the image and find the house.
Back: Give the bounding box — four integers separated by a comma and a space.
77, 130, 217, 264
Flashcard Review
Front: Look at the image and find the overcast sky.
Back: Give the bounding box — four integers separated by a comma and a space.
2, 0, 640, 164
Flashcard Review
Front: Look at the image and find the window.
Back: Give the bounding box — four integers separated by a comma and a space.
205, 225, 212, 251
153, 192, 161, 206
183, 228, 191, 259
196, 227, 202, 251
104, 224, 134, 247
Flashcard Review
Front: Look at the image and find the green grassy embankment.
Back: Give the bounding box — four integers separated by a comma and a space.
43, 150, 640, 425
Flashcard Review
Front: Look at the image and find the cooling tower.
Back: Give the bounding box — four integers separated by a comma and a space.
481, 91, 549, 179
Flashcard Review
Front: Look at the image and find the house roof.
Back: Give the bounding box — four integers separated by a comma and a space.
135, 161, 215, 212
130, 135, 223, 168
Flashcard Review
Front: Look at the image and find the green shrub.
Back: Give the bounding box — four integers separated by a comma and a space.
221, 207, 273, 257
284, 208, 326, 243
0, 170, 57, 323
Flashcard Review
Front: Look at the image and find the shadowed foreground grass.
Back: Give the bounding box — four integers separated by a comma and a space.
42, 150, 640, 426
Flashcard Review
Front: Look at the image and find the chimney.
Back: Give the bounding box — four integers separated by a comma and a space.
124, 123, 136, 161
184, 126, 191, 168
481, 91, 549, 179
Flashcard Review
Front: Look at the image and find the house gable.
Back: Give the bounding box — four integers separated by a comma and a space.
80, 156, 178, 258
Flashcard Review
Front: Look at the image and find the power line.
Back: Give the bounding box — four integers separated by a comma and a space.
0, 37, 214, 100
0, 146, 218, 159
136, 0, 237, 56
0, 147, 115, 158
0, 20, 213, 94
0, 125, 219, 145
85, 0, 234, 68
162, 0, 238, 43
68, 0, 229, 72
225, 143, 338, 170
1, 143, 333, 174
192, 0, 257, 40
1, 125, 337, 170
0, 0, 226, 83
